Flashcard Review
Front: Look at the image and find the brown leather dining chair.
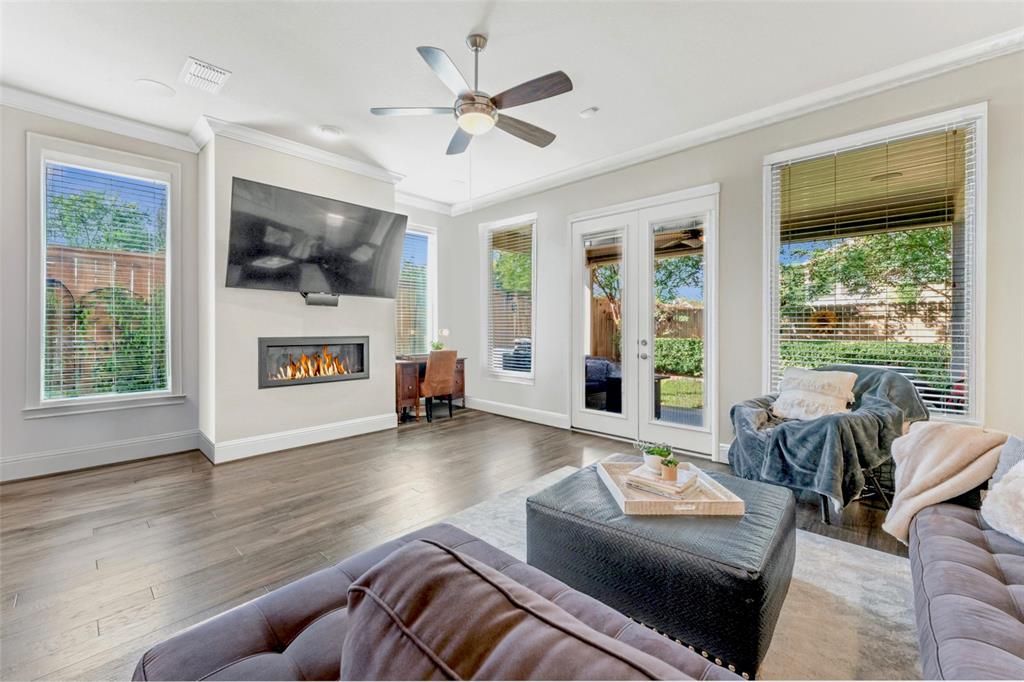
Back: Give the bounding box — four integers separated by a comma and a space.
420, 350, 457, 422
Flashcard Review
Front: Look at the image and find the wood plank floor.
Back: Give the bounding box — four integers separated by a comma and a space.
0, 409, 902, 680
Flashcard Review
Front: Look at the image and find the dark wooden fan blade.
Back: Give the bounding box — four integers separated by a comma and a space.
446, 127, 472, 155
495, 115, 555, 148
492, 71, 573, 110
417, 46, 471, 96
370, 107, 454, 116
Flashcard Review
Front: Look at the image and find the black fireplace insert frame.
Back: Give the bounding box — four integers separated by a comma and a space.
258, 336, 369, 389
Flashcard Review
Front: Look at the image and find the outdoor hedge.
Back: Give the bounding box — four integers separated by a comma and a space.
654, 338, 704, 376
654, 338, 951, 380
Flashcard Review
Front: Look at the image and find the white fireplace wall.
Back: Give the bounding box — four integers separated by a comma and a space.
198, 134, 398, 461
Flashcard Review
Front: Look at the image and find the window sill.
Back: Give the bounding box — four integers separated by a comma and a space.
487, 371, 535, 386
23, 393, 186, 419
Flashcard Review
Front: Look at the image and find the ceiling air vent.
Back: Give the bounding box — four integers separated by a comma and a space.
179, 57, 231, 94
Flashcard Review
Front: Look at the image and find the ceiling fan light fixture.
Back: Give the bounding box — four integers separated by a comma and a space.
455, 97, 497, 135
457, 110, 496, 135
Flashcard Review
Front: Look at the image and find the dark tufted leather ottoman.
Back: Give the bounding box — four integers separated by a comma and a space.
527, 459, 796, 678
909, 503, 1024, 680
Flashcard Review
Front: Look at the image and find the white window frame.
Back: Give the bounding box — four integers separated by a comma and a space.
397, 224, 438, 355
761, 103, 988, 424
24, 133, 184, 418
479, 212, 538, 383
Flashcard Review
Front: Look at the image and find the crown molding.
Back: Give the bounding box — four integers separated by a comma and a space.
190, 115, 404, 185
395, 191, 454, 215
448, 26, 1024, 216
0, 85, 199, 153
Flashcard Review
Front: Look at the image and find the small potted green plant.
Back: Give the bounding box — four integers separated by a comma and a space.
431, 327, 450, 351
660, 455, 680, 482
634, 441, 672, 473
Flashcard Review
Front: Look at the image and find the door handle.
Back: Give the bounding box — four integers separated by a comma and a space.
640, 352, 649, 360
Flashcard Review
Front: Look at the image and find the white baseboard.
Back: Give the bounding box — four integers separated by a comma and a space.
1, 429, 200, 481
465, 397, 571, 429
197, 430, 216, 464
716, 441, 732, 464
207, 413, 397, 464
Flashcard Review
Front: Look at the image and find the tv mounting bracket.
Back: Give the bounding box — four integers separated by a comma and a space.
301, 292, 339, 307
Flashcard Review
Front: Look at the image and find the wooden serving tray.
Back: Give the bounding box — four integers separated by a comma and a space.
596, 461, 746, 516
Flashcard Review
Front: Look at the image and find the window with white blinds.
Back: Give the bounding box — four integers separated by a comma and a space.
395, 229, 434, 356
484, 220, 536, 376
42, 161, 170, 401
766, 118, 980, 419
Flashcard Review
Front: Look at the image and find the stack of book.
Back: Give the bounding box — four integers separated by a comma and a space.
624, 464, 698, 499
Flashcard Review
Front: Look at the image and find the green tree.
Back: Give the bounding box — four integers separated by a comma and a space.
47, 190, 164, 252
790, 226, 952, 307
492, 251, 532, 292
590, 256, 703, 328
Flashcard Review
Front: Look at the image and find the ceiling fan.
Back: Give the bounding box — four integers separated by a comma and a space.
370, 34, 573, 155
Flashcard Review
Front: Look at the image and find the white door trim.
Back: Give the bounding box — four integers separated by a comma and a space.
567, 183, 721, 224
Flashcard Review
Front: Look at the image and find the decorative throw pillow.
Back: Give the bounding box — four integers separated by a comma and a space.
981, 459, 1024, 544
992, 435, 1024, 484
772, 367, 858, 421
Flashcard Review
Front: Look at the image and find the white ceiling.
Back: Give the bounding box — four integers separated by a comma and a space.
2, 1, 1022, 206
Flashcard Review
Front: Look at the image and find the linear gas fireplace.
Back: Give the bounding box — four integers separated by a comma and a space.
258, 336, 369, 388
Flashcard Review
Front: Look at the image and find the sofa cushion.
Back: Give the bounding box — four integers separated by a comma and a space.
909, 503, 1024, 680
585, 356, 611, 382
341, 538, 689, 680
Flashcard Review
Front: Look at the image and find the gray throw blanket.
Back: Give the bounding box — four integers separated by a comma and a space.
728, 364, 930, 510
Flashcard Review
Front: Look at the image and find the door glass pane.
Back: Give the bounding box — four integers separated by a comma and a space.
651, 217, 705, 427
583, 232, 623, 414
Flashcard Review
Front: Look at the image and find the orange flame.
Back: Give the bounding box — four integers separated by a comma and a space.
271, 345, 351, 381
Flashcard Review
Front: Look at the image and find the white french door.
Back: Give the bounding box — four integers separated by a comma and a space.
570, 187, 718, 457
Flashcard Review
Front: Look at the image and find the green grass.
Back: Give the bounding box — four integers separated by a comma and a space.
659, 376, 703, 409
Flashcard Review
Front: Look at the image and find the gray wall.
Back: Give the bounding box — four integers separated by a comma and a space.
199, 135, 399, 446
0, 106, 200, 478
440, 52, 1024, 446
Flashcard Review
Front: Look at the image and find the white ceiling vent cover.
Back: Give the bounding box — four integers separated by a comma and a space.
179, 57, 231, 94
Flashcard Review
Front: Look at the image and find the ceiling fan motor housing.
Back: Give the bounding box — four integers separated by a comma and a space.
455, 93, 497, 122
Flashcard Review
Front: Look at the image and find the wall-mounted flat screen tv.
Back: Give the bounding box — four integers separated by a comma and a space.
226, 177, 408, 298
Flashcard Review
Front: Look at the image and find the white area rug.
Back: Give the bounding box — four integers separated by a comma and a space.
445, 466, 921, 680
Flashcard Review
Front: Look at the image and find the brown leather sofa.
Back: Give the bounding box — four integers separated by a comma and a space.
909, 503, 1024, 680
133, 523, 740, 680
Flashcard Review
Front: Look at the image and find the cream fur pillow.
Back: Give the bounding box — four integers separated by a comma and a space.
772, 367, 858, 421
981, 460, 1024, 544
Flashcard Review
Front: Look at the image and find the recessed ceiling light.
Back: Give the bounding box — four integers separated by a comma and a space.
316, 125, 345, 140
133, 78, 176, 98
579, 106, 600, 119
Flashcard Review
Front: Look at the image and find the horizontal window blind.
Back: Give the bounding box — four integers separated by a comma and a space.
486, 223, 534, 374
43, 162, 169, 400
768, 123, 976, 417
395, 230, 430, 355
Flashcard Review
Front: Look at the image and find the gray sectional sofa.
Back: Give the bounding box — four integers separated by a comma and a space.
909, 503, 1024, 680
133, 523, 739, 681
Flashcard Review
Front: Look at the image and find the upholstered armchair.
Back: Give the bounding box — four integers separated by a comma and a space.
728, 364, 929, 523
